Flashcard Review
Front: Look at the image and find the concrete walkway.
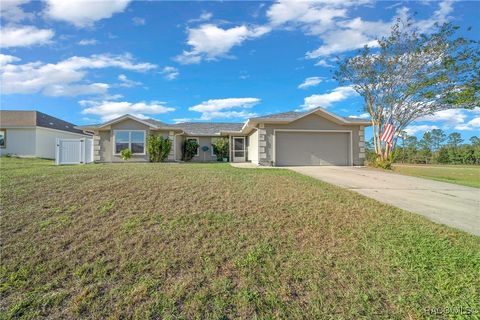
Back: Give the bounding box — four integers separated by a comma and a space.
287, 166, 480, 236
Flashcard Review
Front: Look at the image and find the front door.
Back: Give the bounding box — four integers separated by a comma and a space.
233, 137, 246, 162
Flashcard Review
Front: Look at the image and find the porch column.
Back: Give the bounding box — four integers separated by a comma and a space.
359, 126, 365, 164
93, 130, 101, 162
168, 131, 175, 161
258, 123, 267, 165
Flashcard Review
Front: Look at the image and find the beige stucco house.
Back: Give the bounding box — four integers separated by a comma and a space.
77, 107, 370, 166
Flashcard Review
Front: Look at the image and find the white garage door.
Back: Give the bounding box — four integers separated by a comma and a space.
275, 131, 351, 166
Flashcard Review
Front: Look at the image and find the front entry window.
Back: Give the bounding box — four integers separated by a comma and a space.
114, 130, 145, 154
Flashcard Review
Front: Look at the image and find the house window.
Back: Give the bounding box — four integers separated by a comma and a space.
0, 129, 5, 148
186, 137, 199, 156
114, 130, 145, 154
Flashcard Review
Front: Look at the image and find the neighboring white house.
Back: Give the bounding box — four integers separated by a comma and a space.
0, 110, 90, 159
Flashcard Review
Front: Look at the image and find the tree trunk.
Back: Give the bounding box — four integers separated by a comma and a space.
372, 120, 380, 157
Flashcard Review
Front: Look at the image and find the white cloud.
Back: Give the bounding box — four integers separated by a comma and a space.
266, 0, 455, 60
117, 74, 141, 87
161, 66, 179, 80
0, 0, 33, 22
0, 53, 20, 65
267, 1, 364, 57
80, 100, 175, 121
189, 97, 260, 120
404, 124, 439, 135
188, 12, 213, 23
0, 53, 156, 96
306, 24, 381, 58
172, 1, 455, 65
421, 109, 467, 127
315, 59, 334, 67
44, 0, 131, 28
411, 108, 480, 132
300, 86, 358, 110
199, 12, 213, 21
415, 0, 453, 32
173, 118, 193, 124
348, 113, 370, 119
266, 0, 359, 32
0, 26, 54, 48
298, 76, 323, 89
43, 83, 109, 97
455, 117, 480, 131
175, 24, 270, 64
56, 53, 156, 71
132, 17, 146, 26
239, 71, 250, 80
78, 38, 98, 46
174, 51, 202, 65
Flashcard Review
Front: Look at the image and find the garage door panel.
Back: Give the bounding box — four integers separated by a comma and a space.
275, 131, 350, 166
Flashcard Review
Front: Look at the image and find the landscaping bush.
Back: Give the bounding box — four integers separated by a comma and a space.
369, 154, 394, 170
147, 134, 172, 162
181, 139, 199, 161
212, 138, 229, 161
120, 148, 132, 161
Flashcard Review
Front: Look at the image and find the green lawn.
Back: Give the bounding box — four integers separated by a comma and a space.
392, 164, 480, 188
1, 158, 479, 319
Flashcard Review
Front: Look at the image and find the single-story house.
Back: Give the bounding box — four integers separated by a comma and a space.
0, 110, 90, 159
78, 107, 370, 166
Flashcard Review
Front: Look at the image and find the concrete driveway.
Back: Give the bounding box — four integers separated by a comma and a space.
288, 166, 480, 236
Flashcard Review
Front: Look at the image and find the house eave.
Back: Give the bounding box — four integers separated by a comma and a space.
347, 121, 371, 125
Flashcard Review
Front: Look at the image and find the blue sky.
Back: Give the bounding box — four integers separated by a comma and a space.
1, 0, 479, 141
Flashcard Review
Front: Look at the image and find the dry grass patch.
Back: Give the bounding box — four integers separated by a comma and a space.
1, 158, 479, 319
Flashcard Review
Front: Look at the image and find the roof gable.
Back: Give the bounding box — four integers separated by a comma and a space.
77, 114, 178, 131
97, 114, 160, 129
248, 107, 370, 125
299, 108, 354, 125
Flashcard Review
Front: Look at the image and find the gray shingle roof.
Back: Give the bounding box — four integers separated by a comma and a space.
250, 110, 308, 121
121, 118, 244, 135
143, 118, 174, 127
36, 111, 86, 134
172, 122, 244, 135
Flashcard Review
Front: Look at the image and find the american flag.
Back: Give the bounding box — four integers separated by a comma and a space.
380, 118, 394, 147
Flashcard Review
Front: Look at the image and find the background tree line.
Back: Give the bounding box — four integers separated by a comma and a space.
366, 129, 480, 165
